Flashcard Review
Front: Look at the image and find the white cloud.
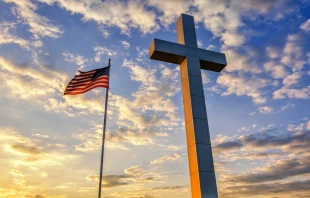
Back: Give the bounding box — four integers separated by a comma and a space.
63, 53, 88, 70
238, 127, 249, 132
223, 48, 261, 73
0, 57, 110, 116
264, 61, 289, 79
0, 21, 29, 49
98, 26, 110, 38
167, 145, 184, 151
282, 72, 302, 87
258, 106, 274, 114
280, 103, 295, 111
206, 45, 216, 50
201, 70, 210, 84
150, 153, 181, 164
194, 0, 295, 48
287, 123, 305, 132
147, 0, 192, 27
266, 46, 280, 59
300, 19, 310, 32
273, 72, 310, 99
121, 40, 131, 49
221, 31, 245, 47
197, 40, 203, 48
273, 86, 310, 99
217, 73, 269, 104
249, 111, 256, 116
93, 46, 117, 62
5, 0, 63, 39
207, 85, 222, 94
280, 34, 305, 71
32, 134, 49, 138
37, 0, 159, 36
0, 57, 67, 98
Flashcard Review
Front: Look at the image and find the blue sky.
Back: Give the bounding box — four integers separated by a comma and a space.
0, 0, 310, 198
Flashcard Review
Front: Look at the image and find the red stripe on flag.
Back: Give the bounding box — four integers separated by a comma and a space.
67, 76, 108, 88
64, 83, 108, 95
65, 79, 108, 91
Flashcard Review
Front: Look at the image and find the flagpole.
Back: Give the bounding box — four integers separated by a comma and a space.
98, 58, 111, 198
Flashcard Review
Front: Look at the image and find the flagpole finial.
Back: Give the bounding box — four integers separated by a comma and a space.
108, 58, 111, 66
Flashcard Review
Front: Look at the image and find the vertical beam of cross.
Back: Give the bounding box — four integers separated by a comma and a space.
149, 14, 227, 198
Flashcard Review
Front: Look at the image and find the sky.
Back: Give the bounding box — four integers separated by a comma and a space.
0, 0, 310, 198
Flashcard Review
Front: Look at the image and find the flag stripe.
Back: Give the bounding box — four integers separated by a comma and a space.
71, 73, 95, 80
64, 66, 109, 95
65, 79, 108, 90
67, 76, 108, 87
64, 84, 108, 95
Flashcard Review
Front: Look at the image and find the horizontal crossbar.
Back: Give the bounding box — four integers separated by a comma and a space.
149, 39, 227, 72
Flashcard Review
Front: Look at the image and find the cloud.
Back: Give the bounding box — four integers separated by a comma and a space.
266, 46, 280, 59
86, 175, 130, 188
280, 103, 295, 111
98, 26, 110, 38
280, 34, 306, 71
150, 153, 181, 164
32, 134, 49, 139
217, 73, 269, 104
222, 155, 310, 184
213, 141, 243, 154
244, 152, 282, 160
258, 106, 274, 114
220, 180, 310, 197
93, 46, 117, 62
213, 128, 310, 157
221, 31, 245, 47
121, 59, 180, 119
223, 48, 262, 73
11, 169, 23, 177
4, 0, 63, 39
37, 0, 159, 36
121, 40, 130, 49
25, 195, 46, 198
166, 145, 184, 151
300, 19, 310, 32
239, 131, 310, 149
0, 21, 29, 49
0, 56, 67, 97
2, 74, 56, 99
287, 123, 305, 132
147, 0, 192, 27
263, 61, 289, 79
111, 185, 189, 198
0, 127, 80, 196
273, 86, 310, 99
11, 144, 41, 155
273, 72, 310, 99
63, 53, 88, 70
84, 156, 170, 191
194, 0, 296, 47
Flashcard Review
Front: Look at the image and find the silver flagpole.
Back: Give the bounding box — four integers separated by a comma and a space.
98, 58, 111, 198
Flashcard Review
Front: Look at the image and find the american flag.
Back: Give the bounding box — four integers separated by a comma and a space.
64, 66, 110, 95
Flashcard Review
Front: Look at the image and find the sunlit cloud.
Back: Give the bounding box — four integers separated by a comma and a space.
0, 0, 310, 197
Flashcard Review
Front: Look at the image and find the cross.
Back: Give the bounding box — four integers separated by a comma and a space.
149, 14, 226, 198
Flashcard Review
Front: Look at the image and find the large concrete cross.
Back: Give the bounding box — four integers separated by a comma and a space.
149, 14, 227, 198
